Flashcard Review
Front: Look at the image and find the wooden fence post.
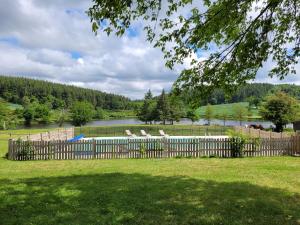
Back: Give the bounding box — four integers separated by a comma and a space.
8, 139, 12, 160
93, 139, 96, 159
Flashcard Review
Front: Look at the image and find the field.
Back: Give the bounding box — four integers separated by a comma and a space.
0, 129, 300, 225
197, 102, 260, 119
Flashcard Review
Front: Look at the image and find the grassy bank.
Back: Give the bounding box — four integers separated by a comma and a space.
75, 124, 228, 137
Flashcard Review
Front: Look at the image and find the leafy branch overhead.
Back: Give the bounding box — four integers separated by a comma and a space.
88, 0, 300, 98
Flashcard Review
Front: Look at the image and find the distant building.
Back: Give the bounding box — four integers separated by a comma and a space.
292, 121, 300, 131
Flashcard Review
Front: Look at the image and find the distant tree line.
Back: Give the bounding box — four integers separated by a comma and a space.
181, 83, 300, 106
1, 75, 300, 130
0, 75, 133, 110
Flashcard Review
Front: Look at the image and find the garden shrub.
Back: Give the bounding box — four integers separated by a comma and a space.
227, 129, 260, 158
16, 139, 35, 160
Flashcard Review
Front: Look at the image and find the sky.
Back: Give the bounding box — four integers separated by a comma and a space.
0, 0, 299, 99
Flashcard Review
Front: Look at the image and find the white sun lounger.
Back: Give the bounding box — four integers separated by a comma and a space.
159, 130, 169, 137
125, 130, 136, 137
140, 130, 151, 137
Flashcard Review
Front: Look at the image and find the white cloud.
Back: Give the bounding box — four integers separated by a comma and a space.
77, 58, 84, 65
0, 0, 298, 99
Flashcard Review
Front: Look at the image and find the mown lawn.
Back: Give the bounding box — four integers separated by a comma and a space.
0, 129, 299, 225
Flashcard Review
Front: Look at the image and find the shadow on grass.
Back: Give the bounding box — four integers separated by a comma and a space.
0, 173, 299, 225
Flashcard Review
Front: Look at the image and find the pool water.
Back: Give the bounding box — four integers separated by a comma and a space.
83, 135, 229, 140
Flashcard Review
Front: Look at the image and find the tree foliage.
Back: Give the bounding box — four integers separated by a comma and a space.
71, 102, 95, 126
0, 101, 12, 129
169, 94, 186, 124
186, 109, 200, 124
154, 90, 171, 125
22, 102, 51, 125
138, 90, 155, 124
88, 0, 300, 102
22, 106, 34, 126
233, 104, 248, 126
138, 90, 186, 124
0, 75, 132, 110
260, 92, 298, 132
204, 104, 213, 125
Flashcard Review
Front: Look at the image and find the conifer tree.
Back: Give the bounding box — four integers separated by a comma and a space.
138, 90, 155, 124
154, 90, 171, 125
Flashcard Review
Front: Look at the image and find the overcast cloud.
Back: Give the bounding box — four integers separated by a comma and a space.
0, 0, 299, 99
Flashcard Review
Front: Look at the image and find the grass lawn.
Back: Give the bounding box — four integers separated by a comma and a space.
0, 158, 299, 225
197, 102, 260, 119
0, 129, 299, 225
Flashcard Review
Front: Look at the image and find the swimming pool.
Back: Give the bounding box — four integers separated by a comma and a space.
82, 135, 229, 140
72, 135, 230, 158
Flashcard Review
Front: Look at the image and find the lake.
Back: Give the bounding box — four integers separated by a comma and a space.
16, 118, 292, 129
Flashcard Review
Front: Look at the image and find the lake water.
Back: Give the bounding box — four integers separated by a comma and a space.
17, 118, 292, 129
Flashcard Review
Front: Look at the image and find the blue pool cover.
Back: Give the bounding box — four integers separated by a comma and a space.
68, 134, 85, 142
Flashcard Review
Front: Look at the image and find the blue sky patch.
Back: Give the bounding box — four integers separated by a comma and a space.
0, 36, 19, 46
127, 27, 139, 38
70, 51, 82, 59
65, 8, 82, 15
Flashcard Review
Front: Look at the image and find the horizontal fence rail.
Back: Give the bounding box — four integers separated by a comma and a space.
8, 136, 300, 161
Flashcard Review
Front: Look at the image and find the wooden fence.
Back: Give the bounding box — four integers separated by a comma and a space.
234, 126, 292, 138
17, 128, 74, 141
8, 136, 300, 160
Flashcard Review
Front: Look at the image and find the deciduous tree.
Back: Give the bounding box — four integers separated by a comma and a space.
186, 109, 200, 125
71, 101, 95, 126
88, 0, 300, 102
204, 104, 213, 125
233, 104, 247, 126
260, 92, 298, 132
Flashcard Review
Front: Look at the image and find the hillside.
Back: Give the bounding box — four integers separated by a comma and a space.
181, 83, 300, 106
0, 75, 133, 110
197, 102, 260, 119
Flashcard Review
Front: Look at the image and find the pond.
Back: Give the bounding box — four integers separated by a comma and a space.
16, 118, 292, 130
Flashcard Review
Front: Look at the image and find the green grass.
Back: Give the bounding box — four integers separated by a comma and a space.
197, 102, 260, 119
75, 124, 227, 137
0, 129, 299, 225
0, 157, 299, 225
105, 109, 137, 118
